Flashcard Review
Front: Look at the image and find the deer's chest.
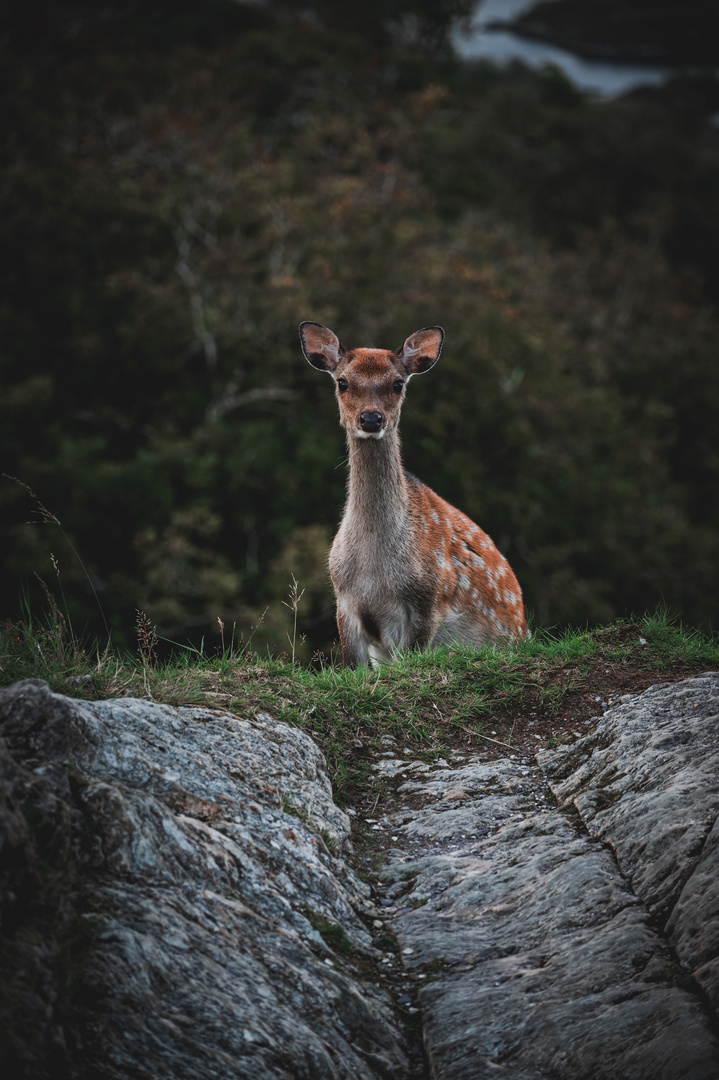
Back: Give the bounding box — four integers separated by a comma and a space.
329, 518, 415, 594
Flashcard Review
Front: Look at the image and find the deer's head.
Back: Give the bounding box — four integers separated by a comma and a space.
299, 322, 443, 439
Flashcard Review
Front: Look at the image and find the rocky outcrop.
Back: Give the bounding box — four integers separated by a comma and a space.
378, 672, 719, 1079
3, 673, 719, 1079
0, 680, 407, 1079
539, 673, 719, 1012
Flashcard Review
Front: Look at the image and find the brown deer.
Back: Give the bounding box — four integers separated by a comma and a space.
299, 321, 526, 667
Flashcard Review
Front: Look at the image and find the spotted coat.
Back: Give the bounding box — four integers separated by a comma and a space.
406, 474, 525, 646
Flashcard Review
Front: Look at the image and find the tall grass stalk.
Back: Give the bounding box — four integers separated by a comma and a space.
3, 474, 111, 643
282, 575, 305, 666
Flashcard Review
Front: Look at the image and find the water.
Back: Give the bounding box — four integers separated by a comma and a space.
451, 0, 680, 98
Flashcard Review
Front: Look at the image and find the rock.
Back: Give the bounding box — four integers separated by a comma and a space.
386, 758, 548, 850
540, 671, 719, 1011
0, 680, 408, 1080
5, 672, 719, 1080
379, 674, 719, 1078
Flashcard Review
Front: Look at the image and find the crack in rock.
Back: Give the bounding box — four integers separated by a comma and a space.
540, 671, 719, 1017
376, 673, 719, 1078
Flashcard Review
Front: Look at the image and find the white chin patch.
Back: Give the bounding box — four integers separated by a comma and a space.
353, 427, 385, 440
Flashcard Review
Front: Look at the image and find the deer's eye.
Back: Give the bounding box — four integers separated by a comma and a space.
337, 377, 348, 393
393, 379, 404, 394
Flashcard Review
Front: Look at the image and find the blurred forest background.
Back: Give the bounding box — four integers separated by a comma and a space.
2, 0, 718, 658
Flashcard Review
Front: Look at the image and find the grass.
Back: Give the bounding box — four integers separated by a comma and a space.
300, 907, 353, 955
1, 606, 717, 803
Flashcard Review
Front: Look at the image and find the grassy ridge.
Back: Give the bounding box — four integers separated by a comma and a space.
2, 608, 716, 802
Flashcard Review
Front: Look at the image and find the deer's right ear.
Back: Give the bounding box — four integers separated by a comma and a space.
299, 322, 345, 373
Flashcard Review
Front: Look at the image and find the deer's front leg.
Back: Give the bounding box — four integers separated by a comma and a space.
396, 584, 436, 656
403, 624, 433, 655
336, 602, 371, 668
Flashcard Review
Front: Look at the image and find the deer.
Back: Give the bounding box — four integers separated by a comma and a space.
299, 321, 526, 667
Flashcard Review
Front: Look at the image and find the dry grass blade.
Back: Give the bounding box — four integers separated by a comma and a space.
3, 474, 111, 642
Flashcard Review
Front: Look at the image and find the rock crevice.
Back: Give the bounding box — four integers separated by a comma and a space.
377, 672, 719, 1078
539, 672, 719, 1014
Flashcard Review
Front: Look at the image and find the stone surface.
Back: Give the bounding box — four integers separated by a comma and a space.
540, 671, 719, 1010
378, 674, 719, 1078
0, 680, 407, 1080
4, 673, 719, 1080
382, 756, 549, 847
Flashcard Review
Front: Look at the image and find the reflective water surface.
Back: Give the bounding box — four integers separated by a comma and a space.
451, 0, 687, 98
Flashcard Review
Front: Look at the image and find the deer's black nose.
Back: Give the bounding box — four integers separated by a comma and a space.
359, 411, 383, 433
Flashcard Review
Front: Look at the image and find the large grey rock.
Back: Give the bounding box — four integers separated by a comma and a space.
378, 674, 719, 1079
0, 680, 407, 1080
5, 672, 719, 1080
540, 671, 719, 1010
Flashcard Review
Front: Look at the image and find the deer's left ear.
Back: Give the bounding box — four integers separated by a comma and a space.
399, 326, 444, 377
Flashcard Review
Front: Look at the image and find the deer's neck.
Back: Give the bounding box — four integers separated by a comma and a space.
344, 429, 409, 543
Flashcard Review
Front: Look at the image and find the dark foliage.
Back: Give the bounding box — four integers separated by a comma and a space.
1, 1, 717, 653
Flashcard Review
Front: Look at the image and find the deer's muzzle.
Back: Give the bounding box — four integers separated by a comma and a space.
359, 410, 383, 433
